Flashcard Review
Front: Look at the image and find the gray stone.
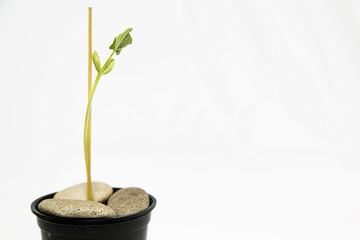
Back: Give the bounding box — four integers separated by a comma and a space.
107, 187, 149, 217
54, 182, 113, 203
38, 199, 116, 218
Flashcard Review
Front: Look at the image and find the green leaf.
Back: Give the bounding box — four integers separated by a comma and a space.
102, 59, 115, 74
109, 38, 116, 51
109, 28, 133, 55
92, 51, 101, 72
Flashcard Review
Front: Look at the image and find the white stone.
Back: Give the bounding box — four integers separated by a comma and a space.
54, 182, 113, 203
38, 199, 116, 218
107, 187, 149, 217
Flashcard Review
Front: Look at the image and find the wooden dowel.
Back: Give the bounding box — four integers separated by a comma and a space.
87, 7, 92, 201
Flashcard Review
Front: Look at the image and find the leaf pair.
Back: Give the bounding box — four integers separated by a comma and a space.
92, 52, 114, 75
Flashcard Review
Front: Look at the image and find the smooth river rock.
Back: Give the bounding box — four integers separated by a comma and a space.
54, 182, 113, 203
107, 187, 149, 217
38, 199, 116, 218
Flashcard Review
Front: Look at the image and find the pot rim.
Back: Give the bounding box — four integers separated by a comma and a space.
31, 187, 156, 225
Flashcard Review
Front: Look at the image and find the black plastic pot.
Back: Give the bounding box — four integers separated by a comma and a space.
31, 188, 156, 240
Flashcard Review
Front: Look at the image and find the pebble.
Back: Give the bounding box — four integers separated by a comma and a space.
107, 187, 149, 217
38, 199, 116, 218
54, 182, 113, 203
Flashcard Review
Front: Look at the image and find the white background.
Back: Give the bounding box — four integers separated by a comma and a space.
0, 0, 360, 239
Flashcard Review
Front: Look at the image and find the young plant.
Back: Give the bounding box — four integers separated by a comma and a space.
84, 28, 133, 200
